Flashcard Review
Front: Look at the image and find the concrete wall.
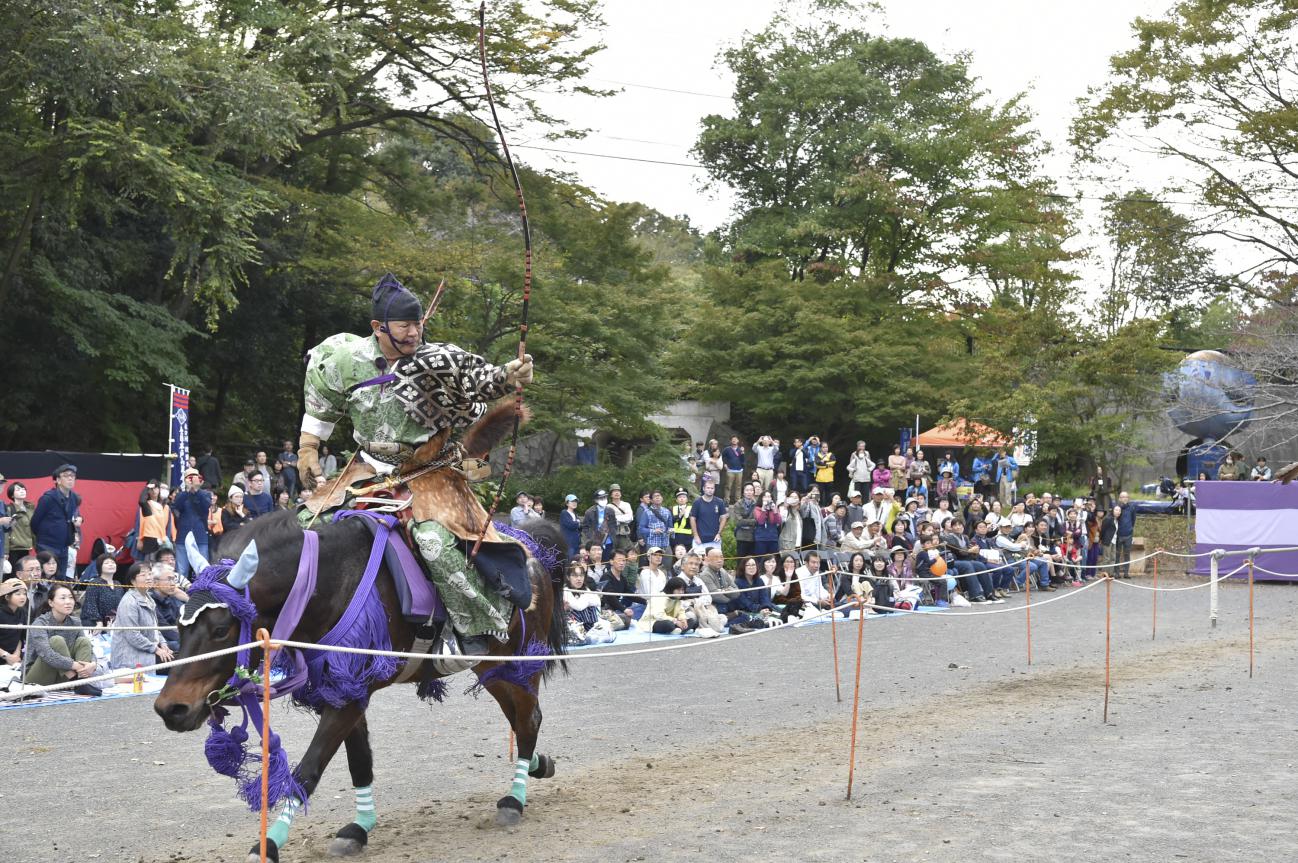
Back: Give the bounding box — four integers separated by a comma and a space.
646, 400, 731, 447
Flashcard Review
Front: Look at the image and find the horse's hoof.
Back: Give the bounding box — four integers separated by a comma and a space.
494, 795, 524, 827
528, 753, 556, 779
327, 822, 369, 857
246, 838, 279, 863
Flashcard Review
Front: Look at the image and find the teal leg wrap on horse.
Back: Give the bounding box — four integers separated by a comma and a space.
267, 797, 301, 847
355, 785, 376, 832
510, 758, 529, 805
529, 753, 539, 772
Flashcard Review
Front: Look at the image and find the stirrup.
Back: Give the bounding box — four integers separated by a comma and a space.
431, 633, 485, 676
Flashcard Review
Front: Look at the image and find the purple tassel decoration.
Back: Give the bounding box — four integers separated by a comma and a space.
466, 639, 550, 697
204, 715, 251, 779
416, 677, 449, 703
237, 733, 308, 814
294, 587, 399, 711
493, 522, 562, 573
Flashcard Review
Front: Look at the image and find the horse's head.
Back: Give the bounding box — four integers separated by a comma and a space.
155, 536, 259, 732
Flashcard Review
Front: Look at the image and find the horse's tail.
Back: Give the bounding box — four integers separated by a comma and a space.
514, 516, 569, 678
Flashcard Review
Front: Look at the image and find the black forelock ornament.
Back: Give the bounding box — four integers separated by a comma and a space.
371, 273, 423, 323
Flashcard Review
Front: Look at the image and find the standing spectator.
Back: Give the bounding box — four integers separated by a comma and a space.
580, 490, 617, 554
79, 554, 125, 629
846, 443, 875, 499
1114, 491, 1136, 578
319, 444, 339, 479
205, 497, 224, 558
136, 480, 171, 562
994, 448, 1019, 506
0, 471, 9, 562
937, 451, 958, 477
801, 488, 826, 551
243, 472, 274, 519
721, 436, 746, 504
934, 468, 957, 509
669, 489, 693, 554
0, 578, 28, 669
753, 491, 782, 558
25, 584, 98, 693
236, 458, 257, 489
509, 492, 534, 526
195, 444, 223, 490
636, 491, 674, 556
771, 468, 789, 503
110, 563, 174, 671
814, 441, 837, 492
971, 451, 995, 500
887, 444, 908, 493
731, 483, 758, 560
700, 441, 724, 494
150, 566, 188, 652
278, 440, 300, 498
1250, 457, 1273, 481
1090, 464, 1114, 511
607, 485, 636, 553
752, 435, 779, 492
5, 482, 33, 569
689, 480, 728, 551
173, 468, 212, 579
844, 490, 865, 527
1216, 453, 1240, 481
778, 493, 803, 552
31, 464, 83, 579
908, 449, 931, 487
789, 438, 811, 494
559, 495, 582, 560
253, 451, 273, 487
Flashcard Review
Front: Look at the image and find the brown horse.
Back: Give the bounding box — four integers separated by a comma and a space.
153, 501, 566, 863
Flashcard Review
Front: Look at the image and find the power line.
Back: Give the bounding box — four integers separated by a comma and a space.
513, 144, 705, 168
591, 77, 731, 100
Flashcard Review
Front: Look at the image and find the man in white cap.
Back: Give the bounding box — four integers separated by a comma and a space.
840, 520, 873, 556
862, 487, 890, 531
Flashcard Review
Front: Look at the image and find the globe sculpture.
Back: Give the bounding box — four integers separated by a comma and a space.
1165, 350, 1256, 442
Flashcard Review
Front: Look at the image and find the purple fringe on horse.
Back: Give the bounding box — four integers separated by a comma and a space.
293, 584, 400, 711
494, 520, 563, 574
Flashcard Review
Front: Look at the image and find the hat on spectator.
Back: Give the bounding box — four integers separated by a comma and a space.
183, 467, 202, 480
941, 468, 953, 475
516, 491, 530, 500
647, 546, 664, 555
564, 493, 578, 503
675, 488, 688, 498
998, 521, 1014, 529
595, 489, 608, 499
0, 578, 26, 599
609, 483, 621, 491
228, 486, 245, 498
52, 463, 77, 479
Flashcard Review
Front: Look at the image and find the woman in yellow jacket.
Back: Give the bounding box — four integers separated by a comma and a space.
136, 481, 174, 561
814, 442, 836, 488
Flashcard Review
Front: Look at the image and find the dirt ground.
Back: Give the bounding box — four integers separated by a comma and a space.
2, 574, 1294, 863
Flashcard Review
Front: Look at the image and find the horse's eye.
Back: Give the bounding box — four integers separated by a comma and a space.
212, 625, 231, 639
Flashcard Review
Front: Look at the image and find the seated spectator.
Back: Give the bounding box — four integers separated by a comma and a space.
971, 520, 1011, 598
111, 563, 175, 671
867, 553, 896, 611
889, 518, 914, 553
907, 476, 928, 505
562, 562, 610, 644
983, 500, 1004, 530
1057, 531, 1084, 586
0, 578, 28, 669
80, 554, 126, 629
637, 547, 669, 603
596, 549, 636, 630
1008, 501, 1032, 529
930, 498, 956, 530
729, 557, 778, 633
839, 521, 872, 556
963, 496, 987, 531
887, 545, 913, 588
670, 544, 689, 576
697, 547, 740, 616
638, 576, 696, 635
835, 552, 875, 611
678, 552, 726, 636
584, 542, 608, 586
771, 554, 806, 621
1251, 457, 1272, 481
795, 551, 833, 612
996, 521, 1051, 591
934, 468, 958, 508
941, 519, 998, 603
25, 585, 99, 694
913, 533, 950, 607
151, 565, 189, 651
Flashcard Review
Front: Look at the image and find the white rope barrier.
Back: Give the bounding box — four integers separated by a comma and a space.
0, 624, 179, 631
1111, 561, 1250, 592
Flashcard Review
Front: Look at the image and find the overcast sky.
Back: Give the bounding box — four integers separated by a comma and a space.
515, 0, 1171, 239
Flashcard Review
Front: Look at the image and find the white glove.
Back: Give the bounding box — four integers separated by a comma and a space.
504, 354, 534, 387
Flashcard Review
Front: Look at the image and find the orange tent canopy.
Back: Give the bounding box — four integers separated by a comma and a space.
916, 418, 1012, 449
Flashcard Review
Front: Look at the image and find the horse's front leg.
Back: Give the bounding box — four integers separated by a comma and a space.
482, 679, 552, 827
325, 716, 376, 857
247, 701, 364, 863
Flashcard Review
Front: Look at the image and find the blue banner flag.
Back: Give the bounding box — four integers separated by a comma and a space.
169, 386, 191, 486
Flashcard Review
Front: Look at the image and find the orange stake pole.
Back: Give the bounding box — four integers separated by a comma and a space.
1248, 557, 1255, 678
829, 568, 842, 703
1151, 551, 1159, 640
258, 628, 274, 863
1103, 577, 1111, 724
1025, 562, 1032, 666
846, 598, 866, 800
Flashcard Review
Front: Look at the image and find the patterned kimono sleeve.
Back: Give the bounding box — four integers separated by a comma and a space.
301, 340, 349, 439
442, 345, 510, 425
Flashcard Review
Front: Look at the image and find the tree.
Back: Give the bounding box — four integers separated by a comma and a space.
1096, 190, 1222, 336
693, 5, 1067, 305
1073, 0, 1298, 303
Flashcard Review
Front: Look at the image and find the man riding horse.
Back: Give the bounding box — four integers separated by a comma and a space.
296, 273, 534, 660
